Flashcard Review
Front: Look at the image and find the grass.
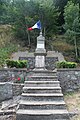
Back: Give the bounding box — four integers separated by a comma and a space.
0, 24, 31, 67
0, 25, 22, 67
64, 91, 80, 120
0, 43, 18, 67
52, 41, 74, 53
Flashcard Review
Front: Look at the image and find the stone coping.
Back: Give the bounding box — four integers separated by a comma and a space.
0, 68, 80, 71
0, 68, 80, 72
0, 68, 28, 71
57, 68, 80, 71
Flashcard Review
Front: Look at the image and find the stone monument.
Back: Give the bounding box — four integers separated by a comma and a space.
34, 31, 47, 70
16, 31, 70, 120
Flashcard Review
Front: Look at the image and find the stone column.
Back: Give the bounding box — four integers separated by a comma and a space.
34, 31, 47, 70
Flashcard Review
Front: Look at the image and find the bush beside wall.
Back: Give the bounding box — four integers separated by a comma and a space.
56, 61, 77, 68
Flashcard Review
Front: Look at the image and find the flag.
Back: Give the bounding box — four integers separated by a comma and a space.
28, 20, 41, 31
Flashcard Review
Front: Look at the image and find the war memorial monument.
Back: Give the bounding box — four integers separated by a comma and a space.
16, 31, 70, 120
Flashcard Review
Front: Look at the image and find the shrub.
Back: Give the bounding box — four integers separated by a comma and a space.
0, 43, 18, 67
15, 76, 25, 83
56, 61, 77, 68
6, 59, 28, 68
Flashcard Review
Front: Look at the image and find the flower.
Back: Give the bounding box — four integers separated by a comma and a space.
17, 77, 21, 81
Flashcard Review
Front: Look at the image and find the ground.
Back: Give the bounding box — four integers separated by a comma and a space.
64, 91, 80, 120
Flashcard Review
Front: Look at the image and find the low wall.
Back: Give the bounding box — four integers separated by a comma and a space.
0, 69, 27, 101
0, 82, 13, 102
19, 57, 58, 70
0, 68, 80, 101
0, 68, 27, 82
57, 69, 80, 92
12, 83, 24, 96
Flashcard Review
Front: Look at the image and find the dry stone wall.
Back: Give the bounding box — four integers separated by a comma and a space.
57, 69, 80, 92
19, 57, 58, 70
0, 68, 80, 101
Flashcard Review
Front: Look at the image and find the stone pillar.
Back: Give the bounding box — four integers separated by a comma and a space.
34, 31, 47, 70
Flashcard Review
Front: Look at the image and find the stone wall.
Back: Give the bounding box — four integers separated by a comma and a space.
12, 83, 24, 96
0, 82, 13, 101
57, 69, 80, 92
19, 57, 58, 70
0, 83, 24, 101
0, 68, 27, 82
0, 69, 27, 101
0, 68, 80, 101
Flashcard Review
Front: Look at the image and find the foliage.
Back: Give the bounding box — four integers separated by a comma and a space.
54, 0, 68, 10
52, 40, 74, 52
64, 1, 80, 44
6, 59, 28, 68
0, 0, 60, 43
63, 1, 80, 59
64, 1, 79, 31
16, 76, 25, 83
56, 61, 77, 68
0, 43, 18, 67
13, 72, 25, 83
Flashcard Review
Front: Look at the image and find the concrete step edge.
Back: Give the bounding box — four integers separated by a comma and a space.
23, 87, 61, 90
32, 70, 57, 73
17, 109, 69, 115
22, 93, 63, 97
30, 76, 57, 78
20, 100, 65, 105
25, 81, 60, 83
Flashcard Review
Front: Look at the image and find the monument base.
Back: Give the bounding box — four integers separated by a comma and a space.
33, 67, 47, 71
34, 48, 47, 56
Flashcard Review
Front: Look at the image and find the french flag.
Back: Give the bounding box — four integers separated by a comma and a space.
28, 20, 41, 31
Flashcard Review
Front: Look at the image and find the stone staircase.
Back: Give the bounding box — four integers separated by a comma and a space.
16, 70, 70, 120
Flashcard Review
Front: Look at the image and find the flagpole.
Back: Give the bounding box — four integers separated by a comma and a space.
44, 27, 45, 37
40, 20, 42, 35
27, 26, 30, 46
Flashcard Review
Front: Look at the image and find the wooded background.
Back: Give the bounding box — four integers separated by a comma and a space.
0, 0, 80, 63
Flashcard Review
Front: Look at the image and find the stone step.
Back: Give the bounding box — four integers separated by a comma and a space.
32, 72, 57, 76
30, 76, 58, 79
23, 87, 62, 93
24, 81, 60, 87
25, 80, 59, 83
21, 93, 63, 101
26, 78, 58, 81
16, 109, 70, 120
32, 69, 57, 74
25, 76, 58, 81
19, 100, 66, 110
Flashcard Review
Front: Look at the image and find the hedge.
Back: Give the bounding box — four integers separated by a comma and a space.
56, 61, 77, 68
6, 59, 28, 68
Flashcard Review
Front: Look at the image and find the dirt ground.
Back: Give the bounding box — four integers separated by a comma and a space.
64, 91, 80, 120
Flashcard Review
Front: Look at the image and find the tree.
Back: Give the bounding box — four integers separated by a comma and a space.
0, 0, 60, 46
33, 0, 59, 35
54, 0, 68, 10
64, 1, 80, 58
12, 0, 59, 42
53, 0, 68, 28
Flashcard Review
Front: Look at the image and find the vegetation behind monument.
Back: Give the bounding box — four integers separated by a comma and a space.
0, 0, 80, 66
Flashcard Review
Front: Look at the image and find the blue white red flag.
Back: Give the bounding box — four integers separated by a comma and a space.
28, 20, 41, 31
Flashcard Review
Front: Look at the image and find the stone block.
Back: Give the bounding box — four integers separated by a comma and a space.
0, 82, 13, 101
